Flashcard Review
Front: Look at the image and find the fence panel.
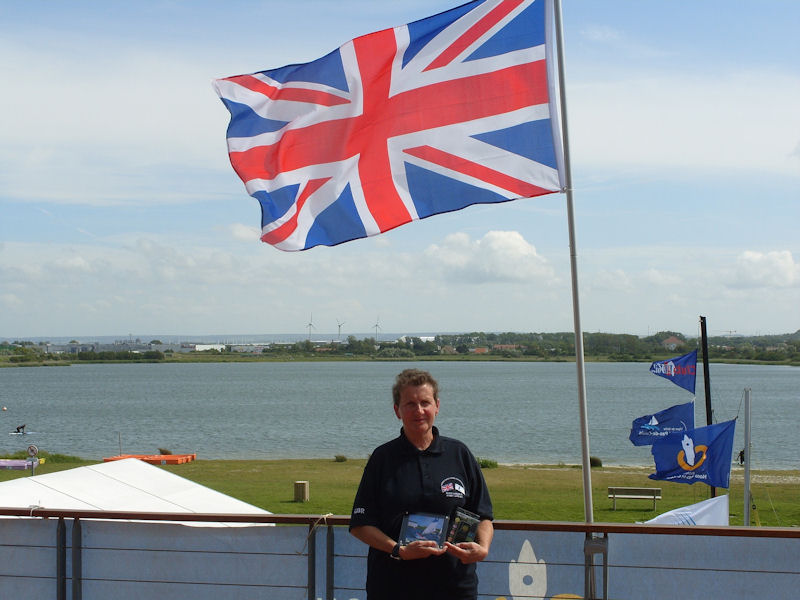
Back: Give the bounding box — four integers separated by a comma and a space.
0, 518, 58, 597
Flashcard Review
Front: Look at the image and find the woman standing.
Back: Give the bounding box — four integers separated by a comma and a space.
350, 368, 493, 599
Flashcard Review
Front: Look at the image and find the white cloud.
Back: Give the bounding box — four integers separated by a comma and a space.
0, 37, 229, 206
424, 231, 557, 284
578, 25, 670, 60
0, 293, 24, 309
732, 250, 799, 288
581, 25, 621, 43
643, 268, 682, 287
551, 244, 799, 336
0, 232, 567, 337
590, 268, 633, 291
228, 223, 260, 242
570, 69, 800, 176
3, 236, 798, 338
53, 255, 93, 273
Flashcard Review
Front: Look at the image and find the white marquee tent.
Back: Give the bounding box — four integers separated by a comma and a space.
0, 458, 271, 523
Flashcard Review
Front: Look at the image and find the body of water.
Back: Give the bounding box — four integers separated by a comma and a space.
1, 361, 796, 469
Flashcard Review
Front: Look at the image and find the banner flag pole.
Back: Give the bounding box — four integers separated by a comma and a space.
552, 0, 594, 523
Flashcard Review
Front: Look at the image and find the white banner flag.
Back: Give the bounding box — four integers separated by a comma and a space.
646, 494, 729, 526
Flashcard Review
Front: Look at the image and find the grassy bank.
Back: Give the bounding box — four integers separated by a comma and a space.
1, 457, 797, 527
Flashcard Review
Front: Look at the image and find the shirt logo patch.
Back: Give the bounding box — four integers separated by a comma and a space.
441, 477, 466, 498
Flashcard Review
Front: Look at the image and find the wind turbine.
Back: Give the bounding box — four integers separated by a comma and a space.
373, 316, 382, 342
336, 319, 345, 340
306, 314, 316, 340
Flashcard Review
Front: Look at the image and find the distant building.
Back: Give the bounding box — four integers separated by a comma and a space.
194, 344, 226, 352
661, 336, 685, 351
492, 344, 520, 351
229, 344, 269, 353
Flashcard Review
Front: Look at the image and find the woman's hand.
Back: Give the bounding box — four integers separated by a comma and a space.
445, 519, 493, 564
399, 540, 446, 560
443, 541, 489, 564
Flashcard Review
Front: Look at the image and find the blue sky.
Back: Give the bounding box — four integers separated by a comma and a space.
1, 0, 798, 340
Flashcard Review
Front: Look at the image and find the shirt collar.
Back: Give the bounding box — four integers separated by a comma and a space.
399, 426, 442, 455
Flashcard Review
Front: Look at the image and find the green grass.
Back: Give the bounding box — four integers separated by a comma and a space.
1, 458, 796, 527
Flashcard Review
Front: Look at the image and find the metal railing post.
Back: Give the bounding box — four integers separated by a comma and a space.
57, 517, 66, 600
307, 523, 316, 600
326, 525, 335, 600
72, 518, 82, 600
584, 533, 608, 600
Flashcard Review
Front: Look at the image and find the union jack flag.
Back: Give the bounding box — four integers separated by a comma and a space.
213, 0, 564, 251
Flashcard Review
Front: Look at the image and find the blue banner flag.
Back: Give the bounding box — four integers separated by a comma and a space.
629, 401, 694, 446
649, 349, 697, 394
649, 419, 736, 488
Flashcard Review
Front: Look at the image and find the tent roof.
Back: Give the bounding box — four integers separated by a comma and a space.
0, 458, 270, 521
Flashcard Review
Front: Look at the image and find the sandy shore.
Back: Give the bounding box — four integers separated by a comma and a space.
499, 463, 800, 484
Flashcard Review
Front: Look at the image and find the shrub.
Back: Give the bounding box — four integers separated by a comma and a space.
334, 455, 347, 462
590, 455, 603, 468
478, 457, 498, 469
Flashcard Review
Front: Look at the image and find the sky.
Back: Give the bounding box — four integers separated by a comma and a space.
1, 0, 798, 341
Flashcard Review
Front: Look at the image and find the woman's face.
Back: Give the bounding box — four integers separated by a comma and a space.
394, 383, 439, 440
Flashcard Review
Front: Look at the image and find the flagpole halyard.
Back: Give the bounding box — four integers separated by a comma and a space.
552, 0, 594, 524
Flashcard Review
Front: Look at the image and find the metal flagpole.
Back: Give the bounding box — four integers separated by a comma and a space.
743, 388, 752, 526
699, 316, 716, 498
552, 0, 594, 524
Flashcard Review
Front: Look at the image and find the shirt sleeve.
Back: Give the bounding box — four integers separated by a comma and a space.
465, 448, 494, 521
349, 453, 382, 530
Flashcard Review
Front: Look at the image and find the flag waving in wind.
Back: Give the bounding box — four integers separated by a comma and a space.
629, 401, 694, 446
213, 0, 563, 251
649, 349, 697, 395
649, 419, 736, 489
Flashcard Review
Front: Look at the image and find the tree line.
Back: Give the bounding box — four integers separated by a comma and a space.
3, 330, 798, 364
259, 330, 800, 363
5, 349, 165, 363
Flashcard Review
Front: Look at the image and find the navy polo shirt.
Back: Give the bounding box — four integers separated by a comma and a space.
350, 427, 493, 600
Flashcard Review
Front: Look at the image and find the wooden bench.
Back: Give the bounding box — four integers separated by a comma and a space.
608, 487, 661, 510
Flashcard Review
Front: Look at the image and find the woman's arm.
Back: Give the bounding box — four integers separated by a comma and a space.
349, 524, 395, 554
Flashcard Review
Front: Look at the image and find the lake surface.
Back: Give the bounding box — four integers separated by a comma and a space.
1, 361, 796, 469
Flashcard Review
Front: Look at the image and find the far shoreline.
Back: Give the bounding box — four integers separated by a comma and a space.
3, 354, 798, 368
